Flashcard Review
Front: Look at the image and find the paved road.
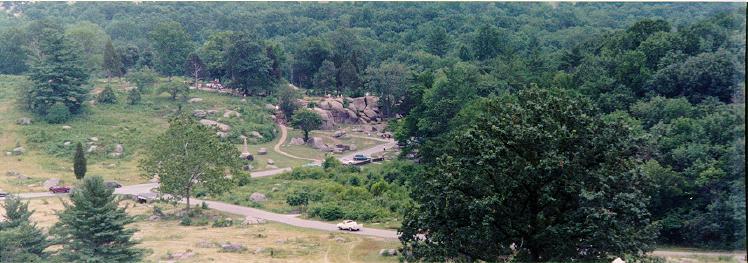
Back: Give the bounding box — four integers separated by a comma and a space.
339, 138, 396, 163
651, 250, 747, 263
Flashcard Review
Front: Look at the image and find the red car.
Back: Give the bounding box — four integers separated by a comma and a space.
49, 186, 71, 193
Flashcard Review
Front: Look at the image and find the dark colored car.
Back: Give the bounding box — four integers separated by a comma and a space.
104, 181, 122, 189
353, 154, 370, 161
49, 186, 71, 193
0, 191, 8, 197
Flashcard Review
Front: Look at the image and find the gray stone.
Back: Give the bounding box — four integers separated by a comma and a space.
63, 141, 72, 146
147, 215, 161, 221
266, 159, 274, 165
333, 130, 346, 138
307, 137, 327, 150
333, 148, 343, 153
192, 110, 207, 118
89, 137, 99, 142
5, 170, 21, 177
242, 216, 267, 225
12, 147, 24, 155
249, 131, 263, 139
188, 97, 203, 103
289, 137, 305, 145
348, 144, 357, 151
62, 125, 72, 130
87, 145, 97, 153
113, 144, 124, 154
220, 243, 246, 252
254, 247, 266, 254
199, 119, 231, 132
216, 132, 229, 139
249, 192, 267, 202
43, 178, 61, 188
16, 117, 32, 125
264, 104, 277, 111
258, 148, 267, 155
196, 240, 216, 248
223, 110, 241, 118
379, 248, 398, 256
206, 109, 218, 115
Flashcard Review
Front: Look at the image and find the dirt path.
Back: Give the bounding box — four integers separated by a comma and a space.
273, 124, 320, 163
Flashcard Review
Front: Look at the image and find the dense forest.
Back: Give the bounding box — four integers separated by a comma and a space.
0, 2, 745, 261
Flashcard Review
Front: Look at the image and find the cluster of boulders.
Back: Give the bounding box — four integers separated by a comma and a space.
379, 248, 398, 257
249, 192, 267, 202
7, 145, 24, 156
242, 216, 267, 225
302, 136, 357, 153
77, 137, 124, 158
16, 117, 32, 125
306, 95, 383, 130
5, 170, 29, 180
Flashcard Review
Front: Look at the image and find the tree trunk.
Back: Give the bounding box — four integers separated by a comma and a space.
185, 187, 191, 213
303, 130, 309, 142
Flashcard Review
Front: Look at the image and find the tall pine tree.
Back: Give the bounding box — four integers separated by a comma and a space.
26, 27, 89, 117
0, 195, 49, 262
103, 39, 123, 83
74, 142, 86, 180
52, 176, 144, 262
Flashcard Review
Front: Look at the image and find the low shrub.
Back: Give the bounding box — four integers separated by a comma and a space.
212, 217, 233, 227
44, 102, 72, 124
97, 85, 118, 104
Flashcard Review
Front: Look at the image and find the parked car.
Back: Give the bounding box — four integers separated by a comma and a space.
49, 186, 71, 193
104, 181, 122, 189
337, 220, 363, 231
0, 190, 8, 197
352, 154, 370, 161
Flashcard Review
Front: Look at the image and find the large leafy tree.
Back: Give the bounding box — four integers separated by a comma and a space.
224, 33, 275, 95
140, 114, 241, 211
0, 195, 49, 262
365, 62, 411, 118
64, 21, 108, 73
25, 27, 89, 117
199, 31, 233, 81
292, 37, 331, 88
0, 28, 29, 74
51, 176, 144, 262
291, 109, 323, 142
149, 21, 193, 78
277, 84, 301, 119
313, 59, 337, 95
400, 87, 658, 261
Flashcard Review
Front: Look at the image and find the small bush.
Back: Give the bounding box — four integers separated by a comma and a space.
97, 85, 117, 104
236, 173, 251, 186
309, 204, 344, 220
44, 102, 72, 123
212, 217, 233, 227
288, 167, 326, 180
127, 88, 141, 105
201, 202, 208, 209
180, 215, 192, 226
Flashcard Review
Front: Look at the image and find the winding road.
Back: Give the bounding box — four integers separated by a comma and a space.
4, 127, 400, 239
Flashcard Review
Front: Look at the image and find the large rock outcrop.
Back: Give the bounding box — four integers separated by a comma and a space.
310, 95, 383, 130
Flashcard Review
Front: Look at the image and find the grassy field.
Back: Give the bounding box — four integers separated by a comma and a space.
0, 75, 277, 192
10, 197, 401, 262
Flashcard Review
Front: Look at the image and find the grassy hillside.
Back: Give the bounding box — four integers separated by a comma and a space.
0, 75, 277, 192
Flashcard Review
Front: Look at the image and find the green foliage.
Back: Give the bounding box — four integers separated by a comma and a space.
139, 114, 242, 210
103, 39, 123, 78
365, 62, 410, 117
157, 80, 189, 101
224, 32, 276, 95
126, 87, 142, 105
73, 142, 86, 180
211, 217, 234, 228
400, 88, 658, 261
0, 195, 49, 262
149, 21, 193, 77
51, 176, 144, 262
312, 59, 337, 95
322, 155, 342, 170
44, 102, 72, 124
126, 67, 159, 93
277, 84, 301, 119
286, 190, 309, 207
25, 26, 89, 117
97, 85, 118, 104
291, 108, 323, 142
0, 28, 29, 74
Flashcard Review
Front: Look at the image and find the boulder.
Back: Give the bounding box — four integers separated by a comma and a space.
350, 97, 366, 112
612, 258, 625, 263
249, 131, 263, 139
216, 132, 229, 138
365, 95, 380, 108
329, 100, 345, 112
379, 249, 398, 256
63, 141, 72, 146
86, 145, 97, 153
192, 110, 207, 118
199, 119, 231, 132
289, 137, 305, 145
221, 243, 246, 253
333, 130, 346, 138
110, 144, 124, 158
363, 107, 378, 119
223, 110, 241, 118
258, 148, 267, 155
12, 147, 24, 155
312, 108, 335, 130
188, 97, 203, 103
319, 100, 332, 110
147, 215, 161, 221
254, 247, 266, 254
206, 109, 218, 115
89, 137, 99, 142
242, 216, 267, 225
348, 144, 357, 151
242, 164, 253, 171
196, 240, 216, 248
344, 109, 359, 123
43, 178, 61, 188
16, 117, 32, 125
62, 125, 72, 130
249, 192, 267, 202
307, 137, 327, 150
5, 170, 21, 177
333, 147, 343, 153
166, 250, 196, 260
266, 159, 274, 165
264, 104, 277, 111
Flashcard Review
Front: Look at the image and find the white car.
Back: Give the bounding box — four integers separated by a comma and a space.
337, 220, 363, 231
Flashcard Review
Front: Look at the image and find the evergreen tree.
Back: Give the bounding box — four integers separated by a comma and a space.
25, 27, 89, 118
103, 39, 123, 82
0, 195, 49, 262
313, 59, 337, 95
74, 142, 86, 180
51, 176, 144, 262
97, 85, 118, 104
126, 88, 142, 105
